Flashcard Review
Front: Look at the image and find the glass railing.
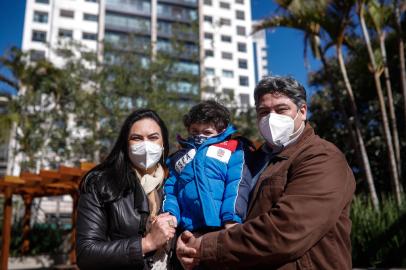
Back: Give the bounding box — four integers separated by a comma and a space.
106, 0, 151, 15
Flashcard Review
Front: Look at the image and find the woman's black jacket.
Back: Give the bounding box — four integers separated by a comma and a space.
76, 172, 150, 270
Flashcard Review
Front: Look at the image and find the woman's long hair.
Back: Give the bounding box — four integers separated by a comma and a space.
80, 109, 169, 203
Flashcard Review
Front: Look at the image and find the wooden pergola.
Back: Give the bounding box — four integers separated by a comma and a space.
0, 163, 95, 270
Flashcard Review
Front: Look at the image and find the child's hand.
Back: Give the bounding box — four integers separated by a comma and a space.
167, 214, 178, 228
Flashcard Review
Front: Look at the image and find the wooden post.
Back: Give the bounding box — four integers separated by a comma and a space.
21, 194, 33, 255
1, 187, 13, 270
68, 191, 79, 265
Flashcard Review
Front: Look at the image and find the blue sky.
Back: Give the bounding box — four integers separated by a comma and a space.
0, 0, 319, 95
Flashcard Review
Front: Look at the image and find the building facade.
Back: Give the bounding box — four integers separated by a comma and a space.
252, 23, 268, 83
22, 0, 266, 107
200, 0, 256, 108
22, 0, 101, 66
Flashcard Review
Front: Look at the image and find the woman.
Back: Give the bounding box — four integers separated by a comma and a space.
76, 109, 177, 269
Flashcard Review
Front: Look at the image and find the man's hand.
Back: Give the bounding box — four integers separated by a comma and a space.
176, 230, 202, 270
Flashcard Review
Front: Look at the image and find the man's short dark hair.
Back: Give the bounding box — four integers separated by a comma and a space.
254, 76, 307, 107
183, 100, 230, 131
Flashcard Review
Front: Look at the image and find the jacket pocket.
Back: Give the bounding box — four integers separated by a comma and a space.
257, 175, 286, 212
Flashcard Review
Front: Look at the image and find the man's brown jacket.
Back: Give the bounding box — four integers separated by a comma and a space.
200, 123, 356, 269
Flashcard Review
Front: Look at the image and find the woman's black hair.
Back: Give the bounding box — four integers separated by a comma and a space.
80, 109, 169, 203
183, 100, 230, 132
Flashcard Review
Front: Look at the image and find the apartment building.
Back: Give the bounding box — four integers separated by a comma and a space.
200, 0, 256, 108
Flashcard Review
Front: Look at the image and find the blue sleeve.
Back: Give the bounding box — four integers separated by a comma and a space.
162, 165, 181, 223
220, 143, 253, 224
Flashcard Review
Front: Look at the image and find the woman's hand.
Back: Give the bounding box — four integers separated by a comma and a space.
142, 213, 177, 254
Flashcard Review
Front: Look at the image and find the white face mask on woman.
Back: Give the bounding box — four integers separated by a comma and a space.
258, 111, 302, 147
129, 141, 163, 170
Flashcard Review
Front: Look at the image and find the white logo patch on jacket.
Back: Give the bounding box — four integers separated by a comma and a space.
206, 145, 232, 163
175, 149, 196, 174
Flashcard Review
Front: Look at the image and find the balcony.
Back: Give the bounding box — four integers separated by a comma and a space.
105, 0, 151, 17
158, 0, 198, 8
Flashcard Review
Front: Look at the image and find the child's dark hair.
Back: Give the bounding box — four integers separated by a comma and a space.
183, 100, 230, 131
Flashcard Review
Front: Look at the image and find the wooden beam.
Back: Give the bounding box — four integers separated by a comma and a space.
4, 175, 25, 184
69, 192, 79, 265
1, 187, 12, 270
20, 172, 42, 183
80, 162, 96, 171
21, 194, 33, 255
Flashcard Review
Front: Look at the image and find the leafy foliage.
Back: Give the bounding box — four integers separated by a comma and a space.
0, 34, 200, 170
351, 195, 406, 267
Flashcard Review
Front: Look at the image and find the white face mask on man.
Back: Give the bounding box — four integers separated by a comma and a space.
258, 111, 302, 147
129, 141, 163, 170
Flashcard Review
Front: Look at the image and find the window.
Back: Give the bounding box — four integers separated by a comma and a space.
106, 13, 150, 32
175, 61, 199, 75
236, 0, 244, 4
204, 15, 213, 23
237, 42, 247, 52
220, 2, 230, 9
239, 76, 249, 86
157, 3, 197, 21
204, 32, 213, 40
221, 35, 232, 43
237, 26, 246, 36
32, 30, 46, 42
60, 9, 74, 18
204, 0, 212, 5
33, 11, 48, 23
84, 13, 98, 21
58, 29, 73, 38
238, 59, 247, 69
83, 32, 97, 40
205, 50, 214, 57
35, 0, 49, 4
236, 10, 245, 20
221, 52, 233, 60
240, 93, 250, 107
220, 18, 231, 26
223, 88, 234, 98
205, 67, 215, 76
30, 50, 45, 61
222, 69, 234, 78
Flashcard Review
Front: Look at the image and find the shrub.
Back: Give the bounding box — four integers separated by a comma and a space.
351, 195, 406, 267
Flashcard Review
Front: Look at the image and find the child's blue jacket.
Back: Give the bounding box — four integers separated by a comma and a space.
162, 125, 253, 231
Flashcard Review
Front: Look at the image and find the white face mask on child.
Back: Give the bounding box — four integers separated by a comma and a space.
129, 141, 163, 169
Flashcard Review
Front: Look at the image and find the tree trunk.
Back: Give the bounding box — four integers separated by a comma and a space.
395, 0, 406, 136
379, 33, 402, 177
336, 44, 380, 211
6, 122, 17, 176
359, 9, 402, 206
320, 45, 379, 209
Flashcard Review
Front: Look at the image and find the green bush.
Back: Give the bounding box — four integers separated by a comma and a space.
0, 222, 68, 256
351, 195, 406, 267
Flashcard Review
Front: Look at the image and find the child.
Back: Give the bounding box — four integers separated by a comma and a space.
162, 100, 253, 232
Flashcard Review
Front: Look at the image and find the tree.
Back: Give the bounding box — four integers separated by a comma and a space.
358, 0, 402, 205
0, 32, 200, 172
253, 0, 380, 210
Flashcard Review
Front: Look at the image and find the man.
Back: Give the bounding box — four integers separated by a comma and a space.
176, 76, 356, 269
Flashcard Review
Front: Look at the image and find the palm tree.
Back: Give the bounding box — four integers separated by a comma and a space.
393, 0, 406, 135
366, 0, 402, 176
358, 0, 402, 206
253, 0, 380, 210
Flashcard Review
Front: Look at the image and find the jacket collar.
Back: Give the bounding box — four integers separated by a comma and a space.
261, 122, 315, 160
177, 124, 237, 148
